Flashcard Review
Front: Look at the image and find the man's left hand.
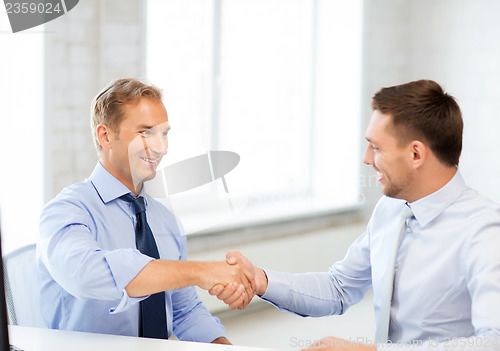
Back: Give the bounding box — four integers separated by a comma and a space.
303, 337, 376, 351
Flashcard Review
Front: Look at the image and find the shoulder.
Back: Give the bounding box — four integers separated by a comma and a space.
41, 180, 98, 217
442, 186, 500, 250
454, 186, 500, 221
39, 180, 103, 236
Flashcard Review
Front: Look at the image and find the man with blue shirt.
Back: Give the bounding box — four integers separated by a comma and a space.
212, 80, 500, 350
38, 78, 249, 344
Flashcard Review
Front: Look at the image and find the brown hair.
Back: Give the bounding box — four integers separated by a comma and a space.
371, 79, 463, 166
90, 78, 163, 151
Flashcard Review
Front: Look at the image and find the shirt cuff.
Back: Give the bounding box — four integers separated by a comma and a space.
104, 248, 154, 292
260, 269, 292, 305
104, 248, 154, 314
109, 289, 149, 314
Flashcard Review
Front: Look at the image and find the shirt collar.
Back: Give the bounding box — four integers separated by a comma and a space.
89, 162, 144, 204
407, 169, 466, 228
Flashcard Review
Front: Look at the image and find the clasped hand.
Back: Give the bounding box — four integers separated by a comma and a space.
205, 251, 264, 310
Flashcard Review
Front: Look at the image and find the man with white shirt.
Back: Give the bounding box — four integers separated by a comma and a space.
212, 80, 500, 350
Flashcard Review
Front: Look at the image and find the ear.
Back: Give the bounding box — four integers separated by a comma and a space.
409, 140, 426, 169
96, 124, 113, 150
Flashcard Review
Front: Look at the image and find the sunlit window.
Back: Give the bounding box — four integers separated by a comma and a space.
146, 0, 363, 234
0, 14, 44, 253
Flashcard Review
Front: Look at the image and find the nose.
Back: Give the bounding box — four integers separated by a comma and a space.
147, 133, 168, 156
363, 144, 373, 166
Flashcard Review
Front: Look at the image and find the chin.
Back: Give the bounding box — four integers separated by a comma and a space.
384, 190, 406, 200
143, 170, 157, 182
382, 186, 399, 199
134, 169, 157, 185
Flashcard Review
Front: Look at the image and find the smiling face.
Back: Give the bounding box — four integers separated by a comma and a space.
100, 97, 170, 195
363, 110, 415, 200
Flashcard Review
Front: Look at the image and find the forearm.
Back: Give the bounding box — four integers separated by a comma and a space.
125, 259, 240, 297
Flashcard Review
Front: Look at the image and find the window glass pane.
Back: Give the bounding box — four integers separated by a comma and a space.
311, 0, 363, 208
147, 0, 209, 164
0, 15, 44, 252
218, 0, 311, 196
146, 0, 362, 233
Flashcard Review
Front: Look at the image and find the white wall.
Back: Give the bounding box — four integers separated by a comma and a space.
361, 0, 500, 207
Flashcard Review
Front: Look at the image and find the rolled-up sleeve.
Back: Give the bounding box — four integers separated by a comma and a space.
105, 249, 153, 313
39, 199, 153, 312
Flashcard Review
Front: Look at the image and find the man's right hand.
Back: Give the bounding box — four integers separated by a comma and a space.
195, 257, 255, 309
208, 251, 268, 310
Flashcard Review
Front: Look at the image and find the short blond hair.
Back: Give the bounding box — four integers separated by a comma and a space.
90, 78, 163, 151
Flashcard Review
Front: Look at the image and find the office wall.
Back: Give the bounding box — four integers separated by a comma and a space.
361, 0, 500, 207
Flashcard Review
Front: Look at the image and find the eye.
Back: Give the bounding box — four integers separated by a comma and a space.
140, 130, 152, 137
162, 131, 169, 138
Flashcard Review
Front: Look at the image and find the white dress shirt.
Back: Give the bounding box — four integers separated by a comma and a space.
261, 171, 500, 348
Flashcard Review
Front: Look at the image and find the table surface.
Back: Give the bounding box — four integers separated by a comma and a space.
9, 325, 283, 351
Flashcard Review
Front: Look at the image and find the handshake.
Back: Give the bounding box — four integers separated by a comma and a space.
202, 251, 267, 310
125, 250, 266, 305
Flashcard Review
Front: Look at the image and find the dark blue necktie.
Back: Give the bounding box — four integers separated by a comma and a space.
120, 193, 168, 339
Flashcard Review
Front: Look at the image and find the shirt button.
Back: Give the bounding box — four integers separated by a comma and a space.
394, 263, 399, 269
406, 227, 412, 233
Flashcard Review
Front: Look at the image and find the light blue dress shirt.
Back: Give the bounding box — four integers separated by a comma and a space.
262, 171, 500, 346
37, 162, 226, 342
